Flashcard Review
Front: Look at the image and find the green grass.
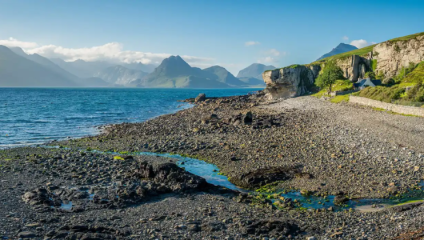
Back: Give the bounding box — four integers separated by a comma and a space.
371, 59, 377, 71
357, 61, 424, 104
387, 32, 424, 43
113, 156, 125, 161
401, 62, 424, 84
330, 95, 349, 103
312, 80, 353, 98
393, 200, 424, 206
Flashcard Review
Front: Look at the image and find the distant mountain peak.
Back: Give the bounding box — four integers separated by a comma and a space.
236, 63, 276, 79
317, 43, 358, 60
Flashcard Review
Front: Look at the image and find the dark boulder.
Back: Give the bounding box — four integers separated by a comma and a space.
230, 166, 301, 189
195, 93, 206, 103
138, 162, 209, 191
243, 111, 253, 125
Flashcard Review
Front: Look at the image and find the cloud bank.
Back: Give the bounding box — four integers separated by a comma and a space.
0, 37, 215, 66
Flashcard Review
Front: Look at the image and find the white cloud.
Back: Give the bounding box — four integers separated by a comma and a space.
0, 37, 214, 66
258, 49, 286, 63
0, 37, 38, 48
342, 36, 349, 41
245, 41, 260, 46
350, 39, 372, 48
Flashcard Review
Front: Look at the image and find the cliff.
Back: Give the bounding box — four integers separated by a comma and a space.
263, 32, 424, 100
373, 35, 424, 78
262, 65, 319, 99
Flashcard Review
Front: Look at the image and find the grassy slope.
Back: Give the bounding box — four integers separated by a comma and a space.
355, 61, 424, 105
312, 80, 353, 98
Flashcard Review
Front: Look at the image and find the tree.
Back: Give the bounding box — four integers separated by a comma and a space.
315, 60, 344, 93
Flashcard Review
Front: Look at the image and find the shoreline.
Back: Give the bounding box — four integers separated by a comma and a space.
2, 92, 424, 239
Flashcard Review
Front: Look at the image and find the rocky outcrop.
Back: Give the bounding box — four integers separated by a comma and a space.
335, 54, 371, 81
373, 35, 424, 78
262, 33, 424, 100
262, 58, 371, 99
262, 65, 317, 100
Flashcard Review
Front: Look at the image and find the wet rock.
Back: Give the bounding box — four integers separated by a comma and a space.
138, 161, 209, 191
230, 166, 301, 189
195, 93, 206, 103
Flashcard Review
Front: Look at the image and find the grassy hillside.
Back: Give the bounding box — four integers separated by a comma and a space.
312, 80, 353, 97
314, 31, 424, 64
355, 61, 424, 105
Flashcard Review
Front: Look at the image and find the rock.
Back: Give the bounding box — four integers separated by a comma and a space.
262, 65, 317, 100
244, 219, 299, 236
333, 194, 349, 205
18, 231, 37, 238
374, 35, 424, 79
243, 112, 253, 125
307, 237, 317, 240
195, 93, 206, 103
138, 161, 209, 191
230, 166, 301, 189
391, 201, 424, 212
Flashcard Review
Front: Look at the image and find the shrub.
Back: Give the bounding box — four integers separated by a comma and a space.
371, 59, 378, 71
365, 71, 376, 79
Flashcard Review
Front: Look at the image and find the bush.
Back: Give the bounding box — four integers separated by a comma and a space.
365, 71, 376, 79
371, 59, 378, 71
382, 78, 395, 86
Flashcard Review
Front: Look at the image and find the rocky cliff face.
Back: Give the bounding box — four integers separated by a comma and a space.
262, 33, 424, 100
373, 35, 424, 78
262, 65, 316, 100
335, 54, 371, 81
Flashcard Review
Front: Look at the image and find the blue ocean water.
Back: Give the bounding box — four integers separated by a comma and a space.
0, 88, 262, 148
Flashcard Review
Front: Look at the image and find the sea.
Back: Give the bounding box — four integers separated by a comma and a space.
0, 88, 262, 149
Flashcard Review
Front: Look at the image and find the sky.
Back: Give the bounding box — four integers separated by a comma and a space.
0, 0, 423, 74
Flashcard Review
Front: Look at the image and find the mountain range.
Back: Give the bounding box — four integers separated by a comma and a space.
0, 45, 270, 88
317, 43, 358, 60
236, 63, 276, 86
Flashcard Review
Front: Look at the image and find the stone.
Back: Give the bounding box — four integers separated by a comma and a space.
195, 93, 206, 103
262, 65, 317, 100
18, 231, 37, 238
243, 112, 253, 125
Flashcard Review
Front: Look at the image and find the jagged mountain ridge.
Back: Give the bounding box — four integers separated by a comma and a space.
138, 56, 231, 88
317, 43, 358, 60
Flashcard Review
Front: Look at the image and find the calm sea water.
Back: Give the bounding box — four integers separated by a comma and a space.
0, 88, 262, 148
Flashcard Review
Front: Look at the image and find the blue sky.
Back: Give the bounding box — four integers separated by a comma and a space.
0, 0, 423, 74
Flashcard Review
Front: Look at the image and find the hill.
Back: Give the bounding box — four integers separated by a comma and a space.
316, 43, 358, 60
0, 46, 77, 87
237, 63, 275, 81
263, 31, 424, 100
203, 66, 246, 86
138, 56, 231, 88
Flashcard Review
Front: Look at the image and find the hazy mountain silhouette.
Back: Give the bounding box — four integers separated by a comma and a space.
95, 65, 148, 86
0, 46, 78, 87
317, 43, 358, 60
138, 56, 231, 88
